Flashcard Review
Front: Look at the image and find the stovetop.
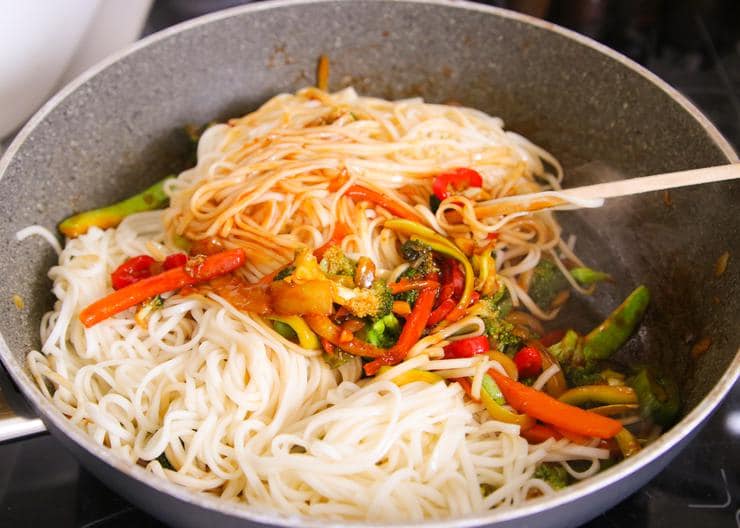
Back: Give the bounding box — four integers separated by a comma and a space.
1, 2, 738, 527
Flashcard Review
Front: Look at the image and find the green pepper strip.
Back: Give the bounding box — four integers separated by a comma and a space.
630, 367, 680, 427
558, 385, 638, 407
385, 219, 474, 315
59, 177, 174, 238
267, 315, 321, 350
582, 285, 650, 362
614, 428, 641, 458
479, 371, 535, 428
570, 267, 612, 286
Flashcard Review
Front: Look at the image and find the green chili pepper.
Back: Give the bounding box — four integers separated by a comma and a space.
59, 177, 174, 238
614, 428, 641, 458
629, 367, 680, 427
481, 373, 505, 405
570, 267, 612, 286
558, 385, 638, 407
582, 285, 650, 363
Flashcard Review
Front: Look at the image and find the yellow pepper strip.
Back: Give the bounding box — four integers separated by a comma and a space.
480, 385, 536, 429
384, 219, 458, 251
558, 385, 638, 407
266, 315, 321, 350
614, 428, 641, 458
487, 351, 518, 381
589, 403, 640, 417
384, 219, 476, 316
378, 366, 443, 386
472, 249, 498, 296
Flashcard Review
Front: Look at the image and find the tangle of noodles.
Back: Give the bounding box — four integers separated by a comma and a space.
28, 88, 613, 522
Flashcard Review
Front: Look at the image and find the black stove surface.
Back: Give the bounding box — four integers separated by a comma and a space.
1, 2, 738, 527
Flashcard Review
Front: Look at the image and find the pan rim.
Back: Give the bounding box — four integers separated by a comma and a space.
0, 1, 738, 526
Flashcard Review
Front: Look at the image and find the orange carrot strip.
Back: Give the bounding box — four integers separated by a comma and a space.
364, 284, 438, 375
521, 424, 561, 444
487, 369, 623, 439
80, 249, 246, 327
314, 222, 351, 259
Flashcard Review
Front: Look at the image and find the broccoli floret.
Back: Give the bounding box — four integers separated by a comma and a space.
528, 259, 569, 310
393, 288, 420, 308
336, 280, 393, 319
364, 313, 401, 348
484, 317, 521, 355
487, 286, 513, 318
320, 245, 356, 277
533, 463, 570, 490
399, 239, 439, 279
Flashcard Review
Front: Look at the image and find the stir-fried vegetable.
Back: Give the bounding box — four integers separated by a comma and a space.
558, 385, 638, 407
319, 244, 356, 276
345, 185, 421, 221
335, 280, 393, 318
364, 284, 438, 375
444, 335, 489, 358
378, 366, 443, 386
548, 285, 651, 386
385, 219, 475, 318
268, 315, 321, 350
513, 346, 543, 378
59, 177, 173, 238
364, 313, 401, 348
582, 285, 650, 362
629, 367, 680, 427
570, 267, 612, 286
80, 249, 246, 327
533, 462, 571, 490
432, 167, 483, 200
488, 368, 623, 439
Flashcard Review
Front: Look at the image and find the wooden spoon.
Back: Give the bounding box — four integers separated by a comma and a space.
474, 163, 740, 217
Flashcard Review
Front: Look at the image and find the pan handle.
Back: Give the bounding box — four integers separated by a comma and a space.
0, 367, 46, 442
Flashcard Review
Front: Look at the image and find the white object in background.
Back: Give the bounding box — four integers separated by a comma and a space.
0, 0, 152, 139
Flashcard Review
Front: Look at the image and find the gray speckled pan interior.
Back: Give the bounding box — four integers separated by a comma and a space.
0, 1, 738, 527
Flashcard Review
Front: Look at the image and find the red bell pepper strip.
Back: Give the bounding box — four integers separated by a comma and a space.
345, 185, 421, 222
80, 249, 246, 327
304, 314, 385, 358
427, 298, 456, 326
513, 346, 543, 377
487, 369, 623, 439
443, 335, 489, 359
364, 284, 438, 375
432, 168, 483, 200
314, 222, 351, 259
163, 252, 188, 270
111, 255, 156, 290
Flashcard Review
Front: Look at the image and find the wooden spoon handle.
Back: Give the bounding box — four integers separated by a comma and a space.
561, 163, 740, 200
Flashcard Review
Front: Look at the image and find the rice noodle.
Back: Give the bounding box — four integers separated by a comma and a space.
26, 88, 612, 522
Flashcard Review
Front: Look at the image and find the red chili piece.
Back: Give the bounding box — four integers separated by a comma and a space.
432, 168, 483, 200
514, 346, 543, 377
111, 255, 156, 290
443, 335, 490, 359
427, 259, 465, 326
163, 252, 188, 270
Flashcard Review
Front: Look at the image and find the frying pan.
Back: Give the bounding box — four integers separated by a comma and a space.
0, 1, 738, 526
